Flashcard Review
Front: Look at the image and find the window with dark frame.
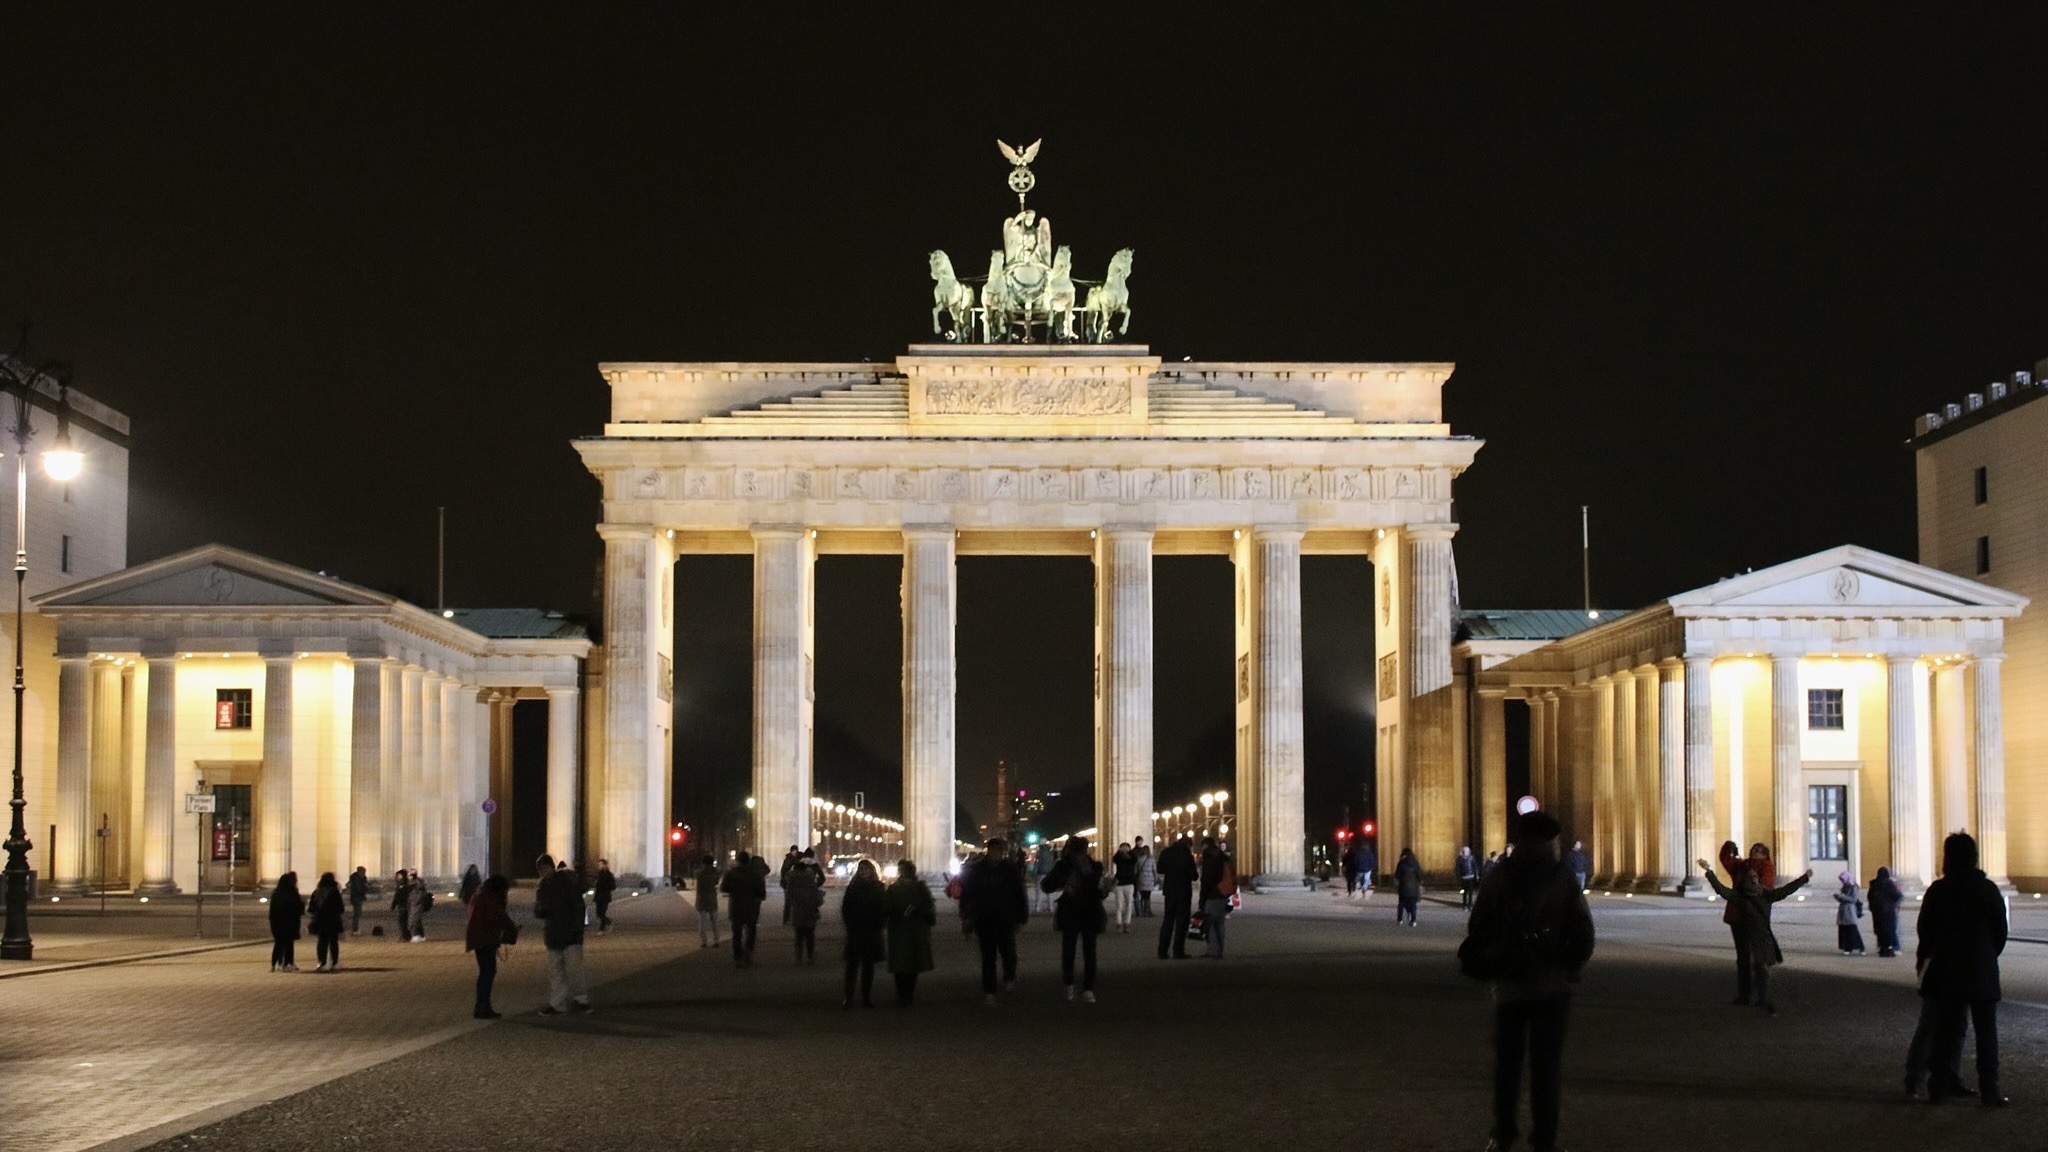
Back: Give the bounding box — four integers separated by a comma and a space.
60, 534, 71, 574
1806, 687, 1845, 731
215, 688, 253, 730
1977, 535, 1992, 575
1974, 465, 1989, 505
1807, 784, 1848, 862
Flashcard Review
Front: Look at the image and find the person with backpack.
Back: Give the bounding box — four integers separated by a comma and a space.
885, 860, 938, 1004
533, 853, 592, 1016
786, 850, 825, 963
1197, 836, 1236, 959
346, 866, 369, 935
720, 850, 768, 966
1459, 811, 1595, 1152
962, 838, 1030, 1006
307, 872, 346, 972
267, 871, 305, 972
1394, 848, 1422, 926
1699, 854, 1812, 1014
1042, 835, 1109, 1001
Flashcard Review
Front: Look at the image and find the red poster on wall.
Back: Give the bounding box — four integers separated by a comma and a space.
215, 700, 237, 729
212, 826, 233, 861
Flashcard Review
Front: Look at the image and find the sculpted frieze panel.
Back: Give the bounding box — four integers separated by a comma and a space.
984, 469, 1020, 500
1281, 467, 1317, 500
935, 469, 971, 502
888, 469, 922, 501
682, 468, 729, 500
1177, 468, 1221, 501
1027, 468, 1073, 501
1124, 468, 1168, 502
1334, 469, 1367, 500
1229, 467, 1272, 500
1082, 468, 1119, 502
924, 376, 1132, 416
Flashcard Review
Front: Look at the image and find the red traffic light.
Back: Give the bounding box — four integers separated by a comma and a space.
1360, 821, 1376, 837
1335, 828, 1350, 840
669, 827, 686, 844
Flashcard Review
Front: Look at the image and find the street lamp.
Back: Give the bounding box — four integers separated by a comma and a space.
2, 338, 79, 961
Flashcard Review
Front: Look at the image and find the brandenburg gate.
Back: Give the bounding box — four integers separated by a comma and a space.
573, 144, 1482, 885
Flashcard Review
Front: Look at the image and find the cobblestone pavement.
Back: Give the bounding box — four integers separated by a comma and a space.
8, 887, 2046, 1152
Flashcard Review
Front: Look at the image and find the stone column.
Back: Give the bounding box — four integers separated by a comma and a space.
600, 524, 673, 883
1655, 660, 1686, 892
259, 649, 295, 883
469, 692, 491, 875
348, 653, 386, 878
398, 663, 423, 871
1094, 526, 1154, 854
439, 675, 462, 879
137, 653, 180, 894
490, 692, 516, 874
1681, 655, 1714, 895
50, 656, 92, 894
1886, 656, 1924, 888
1971, 655, 2010, 888
1476, 689, 1508, 852
752, 526, 816, 862
1235, 527, 1306, 886
419, 670, 444, 879
901, 525, 957, 881
1527, 695, 1550, 813
1768, 656, 1805, 879
1404, 525, 1457, 876
1592, 676, 1615, 885
546, 687, 581, 863
1612, 673, 1637, 886
1933, 664, 1970, 839
1633, 667, 1660, 889
379, 661, 403, 877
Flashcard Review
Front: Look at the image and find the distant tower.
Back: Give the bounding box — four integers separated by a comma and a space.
992, 760, 1012, 844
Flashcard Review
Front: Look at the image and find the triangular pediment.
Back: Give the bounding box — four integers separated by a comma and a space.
1666, 545, 2028, 615
35, 545, 394, 610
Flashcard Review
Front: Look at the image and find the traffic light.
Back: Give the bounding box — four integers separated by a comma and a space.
669, 824, 687, 845
1335, 828, 1350, 841
1360, 820, 1376, 838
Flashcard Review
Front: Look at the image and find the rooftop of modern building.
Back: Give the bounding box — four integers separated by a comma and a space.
1911, 356, 2048, 446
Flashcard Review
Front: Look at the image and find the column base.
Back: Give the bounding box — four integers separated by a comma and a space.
135, 879, 182, 896
1640, 875, 1687, 896
45, 879, 90, 897
617, 872, 649, 889
1250, 873, 1316, 894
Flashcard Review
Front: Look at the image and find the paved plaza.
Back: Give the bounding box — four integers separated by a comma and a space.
4, 886, 2044, 1152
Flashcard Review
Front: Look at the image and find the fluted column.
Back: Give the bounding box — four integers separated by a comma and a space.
901, 526, 957, 880
398, 663, 423, 871
1632, 667, 1659, 889
546, 687, 580, 862
137, 654, 181, 894
1933, 664, 1970, 840
1094, 526, 1154, 853
1681, 655, 1714, 895
752, 526, 816, 861
1971, 656, 2008, 887
1476, 689, 1507, 852
415, 670, 443, 877
1591, 677, 1615, 885
1886, 656, 1925, 888
259, 650, 294, 883
438, 675, 462, 878
379, 660, 403, 877
1768, 656, 1805, 879
348, 654, 387, 877
1404, 524, 1457, 876
1527, 696, 1551, 813
1612, 674, 1637, 886
1234, 527, 1305, 885
1655, 660, 1686, 892
468, 692, 491, 874
600, 524, 673, 883
49, 656, 92, 893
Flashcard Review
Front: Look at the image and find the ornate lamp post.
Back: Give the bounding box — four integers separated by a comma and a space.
2, 340, 80, 961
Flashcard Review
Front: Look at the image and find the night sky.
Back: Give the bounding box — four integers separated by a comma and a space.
6, 8, 2047, 840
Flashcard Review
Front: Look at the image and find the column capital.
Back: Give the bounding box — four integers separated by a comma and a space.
1886, 653, 1919, 669
1971, 652, 2004, 668
749, 524, 809, 541
256, 639, 297, 660
1098, 523, 1155, 540
140, 640, 180, 661
1658, 656, 1685, 672
596, 521, 658, 543
1248, 525, 1306, 543
902, 523, 956, 541
544, 685, 580, 701
1402, 522, 1460, 542
346, 640, 392, 662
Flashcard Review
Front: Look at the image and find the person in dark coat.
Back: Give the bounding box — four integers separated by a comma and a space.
1394, 848, 1423, 925
1455, 846, 1480, 910
885, 861, 938, 1004
459, 864, 482, 906
720, 850, 768, 966
389, 869, 412, 939
840, 859, 888, 1008
1565, 841, 1591, 891
962, 838, 1030, 1004
1911, 832, 2009, 1106
1357, 842, 1378, 896
464, 873, 515, 1019
405, 868, 432, 942
307, 871, 346, 972
1867, 866, 1904, 958
592, 859, 617, 932
1042, 835, 1108, 1000
346, 866, 369, 935
1462, 811, 1595, 1152
786, 850, 825, 963
1699, 855, 1811, 1014
1155, 835, 1198, 959
532, 853, 591, 1015
267, 871, 305, 972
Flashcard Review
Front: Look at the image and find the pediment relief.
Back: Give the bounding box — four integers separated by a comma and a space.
1715, 566, 1964, 609
1668, 546, 2027, 614
38, 546, 391, 611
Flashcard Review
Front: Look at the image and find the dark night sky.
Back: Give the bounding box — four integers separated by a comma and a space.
5, 7, 2047, 837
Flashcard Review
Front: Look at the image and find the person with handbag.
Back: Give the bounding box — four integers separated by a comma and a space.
1042, 835, 1109, 1001
465, 873, 516, 1019
1698, 855, 1812, 1015
1197, 836, 1235, 959
1833, 871, 1867, 955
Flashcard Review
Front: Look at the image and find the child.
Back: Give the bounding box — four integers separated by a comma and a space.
1700, 856, 1811, 1014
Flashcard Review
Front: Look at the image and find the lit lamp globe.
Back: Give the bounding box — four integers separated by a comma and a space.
43, 434, 83, 482
744, 797, 756, 810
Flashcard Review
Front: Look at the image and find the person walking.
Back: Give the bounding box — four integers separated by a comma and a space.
1833, 871, 1866, 955
1157, 834, 1197, 959
1565, 841, 1591, 892
460, 863, 482, 907
1460, 811, 1595, 1152
593, 859, 617, 933
1043, 835, 1108, 1000
307, 871, 346, 972
267, 871, 305, 972
963, 838, 1029, 1005
390, 869, 412, 940
532, 853, 592, 1016
1913, 832, 2009, 1106
1456, 846, 1480, 910
693, 854, 722, 948
406, 869, 433, 942
1868, 866, 1904, 958
720, 850, 767, 966
787, 849, 824, 963
1197, 836, 1236, 959
346, 866, 368, 936
840, 859, 888, 1008
1134, 841, 1156, 917
1698, 855, 1811, 1014
1031, 841, 1056, 912
1357, 841, 1378, 898
1341, 840, 1364, 897
465, 873, 515, 1019
1110, 841, 1138, 933
885, 860, 937, 1004
1394, 847, 1422, 926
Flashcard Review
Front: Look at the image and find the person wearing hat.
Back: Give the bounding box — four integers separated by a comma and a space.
1833, 870, 1867, 955
1461, 809, 1595, 1152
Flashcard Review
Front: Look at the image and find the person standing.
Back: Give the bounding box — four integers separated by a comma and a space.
1358, 841, 1378, 898
1197, 836, 1235, 959
307, 872, 346, 972
1565, 841, 1591, 892
1833, 871, 1866, 955
532, 853, 592, 1016
1341, 840, 1363, 897
267, 872, 304, 972
693, 854, 722, 948
1134, 842, 1158, 918
1031, 841, 1056, 912
406, 869, 433, 942
1868, 866, 1904, 958
1699, 855, 1811, 1014
1914, 832, 2009, 1106
721, 850, 767, 966
1110, 841, 1138, 933
390, 869, 412, 940
1156, 834, 1197, 959
787, 850, 824, 963
593, 859, 617, 933
465, 873, 515, 1019
1394, 848, 1422, 926
346, 866, 368, 936
778, 845, 801, 925
886, 860, 937, 1005
1043, 835, 1108, 1000
1456, 846, 1480, 910
840, 859, 888, 1008
460, 863, 482, 907
963, 838, 1029, 1005
1460, 811, 1595, 1152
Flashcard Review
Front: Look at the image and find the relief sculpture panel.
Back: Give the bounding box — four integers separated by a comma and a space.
924, 376, 1132, 416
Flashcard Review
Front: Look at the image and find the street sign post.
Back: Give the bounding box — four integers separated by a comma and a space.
186, 792, 216, 935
